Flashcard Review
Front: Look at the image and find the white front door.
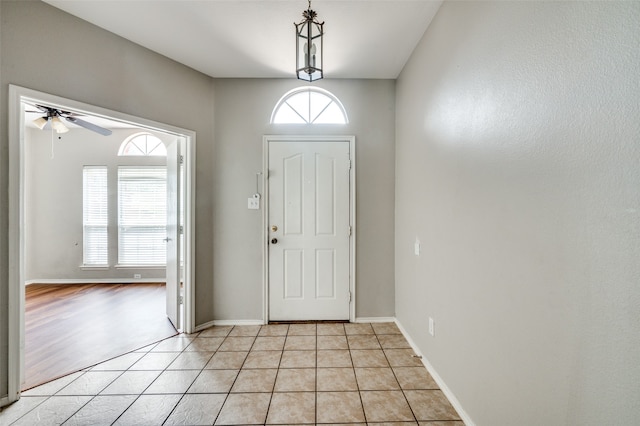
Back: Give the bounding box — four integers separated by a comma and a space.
268, 139, 351, 321
166, 140, 181, 330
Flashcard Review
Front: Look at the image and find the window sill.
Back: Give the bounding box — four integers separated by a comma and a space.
115, 264, 166, 270
80, 265, 110, 270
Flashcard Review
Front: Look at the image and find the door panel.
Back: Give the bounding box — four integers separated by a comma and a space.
166, 140, 181, 330
269, 140, 350, 321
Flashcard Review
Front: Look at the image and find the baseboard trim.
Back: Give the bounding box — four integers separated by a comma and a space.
198, 319, 265, 330
25, 278, 166, 285
394, 318, 475, 426
354, 316, 396, 323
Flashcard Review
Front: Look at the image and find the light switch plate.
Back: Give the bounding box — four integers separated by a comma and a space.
248, 197, 260, 209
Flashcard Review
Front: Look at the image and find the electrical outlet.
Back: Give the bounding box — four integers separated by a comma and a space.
414, 238, 421, 256
134, 274, 142, 279
428, 317, 435, 336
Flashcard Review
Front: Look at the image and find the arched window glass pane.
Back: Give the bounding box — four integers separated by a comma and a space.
286, 92, 310, 121
309, 91, 332, 123
314, 102, 346, 124
271, 87, 348, 124
118, 133, 167, 156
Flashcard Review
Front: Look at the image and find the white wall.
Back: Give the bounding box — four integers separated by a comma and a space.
395, 1, 640, 425
212, 79, 396, 321
24, 127, 170, 282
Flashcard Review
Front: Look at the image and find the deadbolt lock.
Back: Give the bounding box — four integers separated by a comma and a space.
271, 225, 278, 232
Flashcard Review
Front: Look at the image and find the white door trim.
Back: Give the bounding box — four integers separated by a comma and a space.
262, 135, 356, 324
7, 85, 197, 403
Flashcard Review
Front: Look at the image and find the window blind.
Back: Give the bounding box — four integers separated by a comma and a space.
83, 166, 108, 265
118, 167, 167, 265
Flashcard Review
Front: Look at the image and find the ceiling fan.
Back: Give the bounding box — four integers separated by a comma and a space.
28, 104, 112, 136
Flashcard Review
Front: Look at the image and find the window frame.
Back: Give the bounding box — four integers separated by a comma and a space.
271, 86, 349, 124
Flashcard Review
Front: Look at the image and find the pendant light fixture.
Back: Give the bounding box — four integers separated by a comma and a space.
295, 0, 324, 81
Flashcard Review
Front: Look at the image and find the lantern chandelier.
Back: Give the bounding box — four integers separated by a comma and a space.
295, 0, 324, 81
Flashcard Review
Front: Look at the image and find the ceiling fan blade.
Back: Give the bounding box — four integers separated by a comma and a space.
65, 116, 112, 136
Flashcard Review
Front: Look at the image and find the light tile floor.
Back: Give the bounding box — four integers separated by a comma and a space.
0, 322, 465, 425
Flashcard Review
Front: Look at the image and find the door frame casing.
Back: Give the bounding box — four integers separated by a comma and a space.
7, 85, 197, 404
262, 135, 356, 324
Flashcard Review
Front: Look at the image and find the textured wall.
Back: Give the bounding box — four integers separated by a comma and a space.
212, 79, 396, 321
395, 1, 640, 425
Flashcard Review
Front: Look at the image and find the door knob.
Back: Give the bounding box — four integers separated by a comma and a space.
271, 238, 278, 244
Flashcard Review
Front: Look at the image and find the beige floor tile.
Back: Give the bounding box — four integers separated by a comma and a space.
393, 367, 438, 390
198, 326, 232, 337
318, 349, 353, 367
348, 335, 381, 349
185, 337, 224, 352
266, 392, 315, 424
355, 367, 400, 390
188, 369, 239, 393
285, 335, 316, 350
0, 396, 48, 424
372, 322, 402, 335
130, 352, 180, 370
360, 390, 415, 422
113, 394, 181, 425
164, 394, 226, 425
90, 352, 145, 371
350, 349, 389, 367
57, 371, 121, 395
218, 336, 255, 351
316, 391, 365, 423
344, 323, 375, 335
377, 334, 412, 349
100, 370, 161, 395
288, 323, 317, 335
383, 349, 423, 367
22, 371, 84, 396
259, 324, 290, 336
318, 335, 349, 350
317, 367, 358, 391
205, 351, 248, 369
152, 336, 196, 352
404, 390, 461, 421
252, 336, 286, 351
168, 351, 214, 370
418, 422, 465, 426
317, 322, 346, 335
274, 368, 316, 392
215, 393, 271, 425
243, 350, 283, 368
11, 396, 92, 426
144, 370, 200, 394
229, 325, 262, 336
63, 395, 137, 426
280, 350, 317, 368
231, 369, 278, 392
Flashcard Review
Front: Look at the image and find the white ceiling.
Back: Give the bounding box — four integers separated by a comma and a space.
44, 0, 443, 79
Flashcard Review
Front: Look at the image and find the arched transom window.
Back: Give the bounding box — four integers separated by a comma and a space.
118, 132, 167, 156
271, 87, 348, 124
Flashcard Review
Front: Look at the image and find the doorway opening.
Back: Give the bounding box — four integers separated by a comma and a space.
7, 85, 196, 400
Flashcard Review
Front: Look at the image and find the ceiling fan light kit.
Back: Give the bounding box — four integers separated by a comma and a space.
295, 0, 324, 82
29, 104, 112, 136
50, 116, 69, 134
32, 116, 49, 130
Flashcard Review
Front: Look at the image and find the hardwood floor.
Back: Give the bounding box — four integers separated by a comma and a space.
24, 283, 177, 390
